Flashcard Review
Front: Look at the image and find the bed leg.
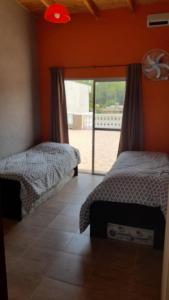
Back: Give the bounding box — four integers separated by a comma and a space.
74, 166, 78, 177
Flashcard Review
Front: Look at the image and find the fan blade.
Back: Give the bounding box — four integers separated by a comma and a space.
147, 55, 155, 66
156, 53, 165, 63
145, 65, 161, 79
153, 65, 161, 79
159, 63, 169, 70
144, 66, 154, 73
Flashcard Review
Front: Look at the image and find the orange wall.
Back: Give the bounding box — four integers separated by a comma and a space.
36, 3, 169, 153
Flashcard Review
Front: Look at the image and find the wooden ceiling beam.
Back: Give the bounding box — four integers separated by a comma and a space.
82, 0, 100, 18
126, 0, 135, 12
40, 0, 50, 7
16, 0, 31, 13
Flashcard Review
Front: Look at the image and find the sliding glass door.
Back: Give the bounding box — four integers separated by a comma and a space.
65, 80, 93, 173
93, 80, 125, 174
65, 79, 125, 175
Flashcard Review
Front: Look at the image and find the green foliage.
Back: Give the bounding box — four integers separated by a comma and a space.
75, 80, 126, 113
95, 81, 125, 106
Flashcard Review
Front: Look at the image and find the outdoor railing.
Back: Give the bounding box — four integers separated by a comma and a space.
68, 112, 122, 130
95, 114, 122, 129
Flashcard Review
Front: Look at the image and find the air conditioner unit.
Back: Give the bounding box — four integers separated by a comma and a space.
147, 13, 169, 28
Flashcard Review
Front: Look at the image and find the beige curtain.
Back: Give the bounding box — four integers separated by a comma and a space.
118, 64, 144, 154
50, 67, 69, 143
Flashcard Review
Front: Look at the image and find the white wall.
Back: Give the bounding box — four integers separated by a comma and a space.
0, 0, 40, 158
65, 81, 90, 113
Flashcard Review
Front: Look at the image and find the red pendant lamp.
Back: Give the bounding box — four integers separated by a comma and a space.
44, 3, 71, 24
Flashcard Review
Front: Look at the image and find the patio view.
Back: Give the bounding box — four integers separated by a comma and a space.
65, 80, 126, 174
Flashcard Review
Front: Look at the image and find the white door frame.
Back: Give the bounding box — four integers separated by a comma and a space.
161, 189, 169, 300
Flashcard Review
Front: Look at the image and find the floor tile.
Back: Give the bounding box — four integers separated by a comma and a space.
47, 252, 93, 286
7, 272, 42, 300
60, 204, 81, 218
33, 228, 74, 252
6, 255, 50, 277
30, 278, 86, 300
64, 234, 96, 258
21, 211, 57, 229
49, 214, 79, 233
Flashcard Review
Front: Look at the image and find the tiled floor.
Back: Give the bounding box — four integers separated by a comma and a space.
3, 174, 163, 300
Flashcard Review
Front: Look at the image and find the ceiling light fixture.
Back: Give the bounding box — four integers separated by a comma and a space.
44, 3, 71, 24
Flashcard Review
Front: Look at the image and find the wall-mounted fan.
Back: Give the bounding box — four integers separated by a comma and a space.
142, 49, 169, 80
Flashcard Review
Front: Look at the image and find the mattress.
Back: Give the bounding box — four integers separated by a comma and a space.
80, 151, 169, 233
0, 142, 80, 216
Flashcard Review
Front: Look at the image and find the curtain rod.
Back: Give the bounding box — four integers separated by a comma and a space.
64, 64, 129, 70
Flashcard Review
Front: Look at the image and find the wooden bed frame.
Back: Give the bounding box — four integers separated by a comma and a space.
0, 166, 78, 221
90, 201, 165, 249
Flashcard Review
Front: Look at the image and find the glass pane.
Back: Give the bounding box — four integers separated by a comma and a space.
95, 81, 125, 130
94, 130, 121, 174
65, 80, 93, 173
94, 81, 126, 174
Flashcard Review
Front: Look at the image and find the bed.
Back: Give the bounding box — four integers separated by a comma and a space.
0, 142, 80, 220
80, 151, 169, 249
